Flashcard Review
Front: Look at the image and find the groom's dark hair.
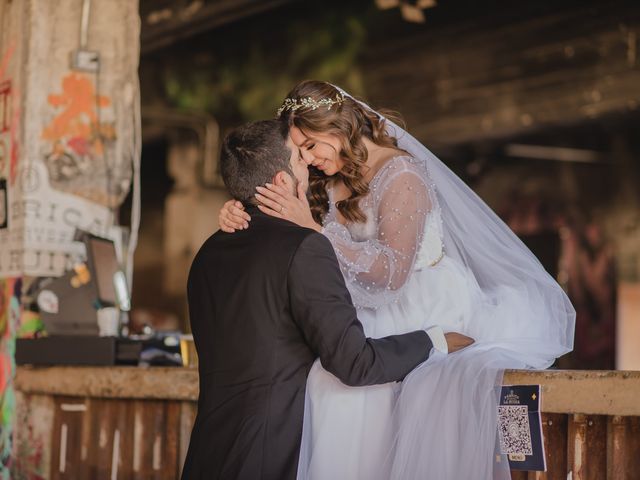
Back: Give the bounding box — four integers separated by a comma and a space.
221, 120, 292, 204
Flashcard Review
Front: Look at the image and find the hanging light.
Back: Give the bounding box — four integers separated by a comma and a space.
375, 0, 437, 23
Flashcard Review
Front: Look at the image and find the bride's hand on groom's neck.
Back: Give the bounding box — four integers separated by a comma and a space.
219, 200, 250, 233
256, 181, 321, 232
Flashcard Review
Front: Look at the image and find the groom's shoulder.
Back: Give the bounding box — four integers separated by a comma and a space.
289, 230, 337, 268
256, 222, 334, 262
267, 221, 324, 252
293, 230, 333, 254
200, 219, 319, 254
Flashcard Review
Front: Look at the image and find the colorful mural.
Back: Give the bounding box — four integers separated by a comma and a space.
0, 37, 18, 479
0, 162, 113, 277
0, 45, 16, 245
0, 44, 19, 185
0, 70, 114, 278
41, 72, 116, 204
0, 278, 20, 479
0, 82, 10, 134
0, 141, 6, 178
10, 394, 47, 480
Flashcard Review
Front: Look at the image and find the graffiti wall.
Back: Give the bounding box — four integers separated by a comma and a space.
0, 66, 123, 278
0, 64, 116, 278
0, 0, 141, 477
1, 162, 113, 277
41, 72, 118, 205
0, 44, 16, 246
0, 44, 18, 188
0, 279, 20, 476
0, 0, 139, 278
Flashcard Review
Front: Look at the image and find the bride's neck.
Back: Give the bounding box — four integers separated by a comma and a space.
362, 137, 383, 165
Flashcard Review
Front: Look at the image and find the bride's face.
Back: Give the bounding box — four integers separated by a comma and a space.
289, 125, 345, 176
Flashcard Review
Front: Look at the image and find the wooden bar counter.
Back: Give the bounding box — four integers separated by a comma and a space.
13, 367, 640, 479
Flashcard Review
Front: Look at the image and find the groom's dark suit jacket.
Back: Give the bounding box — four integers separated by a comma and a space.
181, 206, 432, 480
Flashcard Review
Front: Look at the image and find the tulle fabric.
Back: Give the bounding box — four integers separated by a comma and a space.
389, 346, 518, 480
298, 251, 526, 479
321, 155, 439, 309
296, 87, 575, 479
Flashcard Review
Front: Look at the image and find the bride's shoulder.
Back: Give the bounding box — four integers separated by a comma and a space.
370, 152, 427, 186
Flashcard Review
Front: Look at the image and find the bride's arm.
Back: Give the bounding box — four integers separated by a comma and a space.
252, 157, 435, 307
322, 163, 433, 303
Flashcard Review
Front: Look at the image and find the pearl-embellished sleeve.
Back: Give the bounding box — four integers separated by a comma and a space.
321, 156, 434, 309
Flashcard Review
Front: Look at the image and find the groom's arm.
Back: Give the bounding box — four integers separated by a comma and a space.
288, 232, 433, 387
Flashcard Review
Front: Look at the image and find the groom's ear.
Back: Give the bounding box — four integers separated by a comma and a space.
273, 171, 292, 187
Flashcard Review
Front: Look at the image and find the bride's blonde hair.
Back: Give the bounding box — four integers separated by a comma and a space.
278, 80, 403, 224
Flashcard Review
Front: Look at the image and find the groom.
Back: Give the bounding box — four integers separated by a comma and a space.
181, 120, 472, 480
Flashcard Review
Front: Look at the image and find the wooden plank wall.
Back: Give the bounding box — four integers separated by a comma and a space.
12, 367, 640, 479
511, 414, 640, 480
15, 395, 640, 479
42, 396, 195, 480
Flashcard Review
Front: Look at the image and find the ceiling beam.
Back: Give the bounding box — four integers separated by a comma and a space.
140, 0, 296, 54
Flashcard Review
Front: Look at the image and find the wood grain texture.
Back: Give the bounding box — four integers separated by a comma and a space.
15, 366, 199, 400
30, 396, 189, 479
363, 1, 640, 146
17, 367, 640, 414
14, 390, 640, 478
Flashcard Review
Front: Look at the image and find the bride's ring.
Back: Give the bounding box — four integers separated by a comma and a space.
279, 205, 284, 213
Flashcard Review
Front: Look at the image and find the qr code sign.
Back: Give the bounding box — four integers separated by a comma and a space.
497, 405, 533, 455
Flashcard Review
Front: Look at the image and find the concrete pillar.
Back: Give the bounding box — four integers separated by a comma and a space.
0, 0, 140, 476
164, 140, 230, 319
1, 0, 140, 277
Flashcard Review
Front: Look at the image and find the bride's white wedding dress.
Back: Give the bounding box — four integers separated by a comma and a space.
297, 154, 573, 479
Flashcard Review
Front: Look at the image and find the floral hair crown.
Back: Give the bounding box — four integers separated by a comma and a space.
276, 92, 346, 118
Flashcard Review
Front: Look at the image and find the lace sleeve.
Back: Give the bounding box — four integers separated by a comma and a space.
322, 157, 433, 309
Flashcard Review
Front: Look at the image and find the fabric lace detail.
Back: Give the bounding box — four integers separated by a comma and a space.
322, 155, 442, 309
414, 208, 444, 269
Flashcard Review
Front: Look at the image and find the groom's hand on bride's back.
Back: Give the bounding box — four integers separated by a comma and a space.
444, 332, 475, 353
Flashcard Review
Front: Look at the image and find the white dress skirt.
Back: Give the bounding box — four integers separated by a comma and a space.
296, 156, 548, 480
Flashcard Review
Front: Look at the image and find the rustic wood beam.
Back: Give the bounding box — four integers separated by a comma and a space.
504, 369, 640, 416
364, 1, 640, 146
15, 366, 640, 416
140, 0, 296, 54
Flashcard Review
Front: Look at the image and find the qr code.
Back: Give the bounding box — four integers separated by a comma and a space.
497, 405, 533, 455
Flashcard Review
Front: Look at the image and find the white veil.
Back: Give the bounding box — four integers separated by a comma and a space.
333, 85, 575, 368
312, 85, 577, 479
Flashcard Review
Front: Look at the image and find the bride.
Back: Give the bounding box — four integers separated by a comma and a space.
218, 80, 575, 479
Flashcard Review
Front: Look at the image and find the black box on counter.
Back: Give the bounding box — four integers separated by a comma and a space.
16, 336, 142, 366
